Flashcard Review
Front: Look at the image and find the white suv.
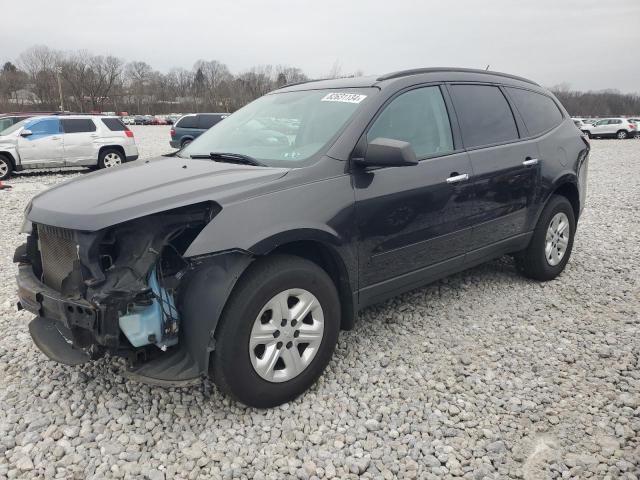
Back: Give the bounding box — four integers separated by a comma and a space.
0, 115, 139, 180
581, 117, 638, 139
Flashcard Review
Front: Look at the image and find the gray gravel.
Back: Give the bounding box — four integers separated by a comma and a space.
0, 131, 638, 479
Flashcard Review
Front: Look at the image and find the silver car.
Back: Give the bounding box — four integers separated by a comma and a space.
0, 115, 139, 180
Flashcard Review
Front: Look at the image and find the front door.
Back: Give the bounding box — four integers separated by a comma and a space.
17, 118, 63, 166
448, 84, 539, 251
353, 85, 475, 294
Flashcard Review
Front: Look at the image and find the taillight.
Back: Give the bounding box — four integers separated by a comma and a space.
125, 130, 134, 138
170, 128, 175, 137
629, 122, 637, 130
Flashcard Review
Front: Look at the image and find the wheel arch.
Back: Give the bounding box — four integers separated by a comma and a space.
99, 145, 125, 160
263, 239, 356, 331
0, 151, 16, 168
547, 175, 580, 221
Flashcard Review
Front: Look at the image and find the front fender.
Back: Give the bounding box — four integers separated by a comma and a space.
183, 174, 356, 258
0, 146, 19, 166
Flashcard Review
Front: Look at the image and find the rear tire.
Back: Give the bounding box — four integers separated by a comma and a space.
515, 195, 576, 281
0, 155, 12, 180
616, 130, 628, 139
98, 149, 124, 169
212, 255, 340, 408
181, 139, 192, 149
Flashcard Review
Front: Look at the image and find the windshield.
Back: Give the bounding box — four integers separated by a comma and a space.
178, 88, 372, 166
0, 118, 28, 136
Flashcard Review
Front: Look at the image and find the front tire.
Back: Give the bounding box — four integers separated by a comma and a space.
212, 255, 340, 408
0, 155, 12, 180
98, 149, 124, 169
516, 195, 576, 281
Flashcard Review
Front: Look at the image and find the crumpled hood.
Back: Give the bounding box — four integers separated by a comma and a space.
27, 156, 288, 231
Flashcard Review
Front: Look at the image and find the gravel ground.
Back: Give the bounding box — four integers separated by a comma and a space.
0, 131, 638, 480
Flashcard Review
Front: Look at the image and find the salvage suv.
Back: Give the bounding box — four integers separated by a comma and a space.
15, 68, 589, 407
0, 115, 138, 179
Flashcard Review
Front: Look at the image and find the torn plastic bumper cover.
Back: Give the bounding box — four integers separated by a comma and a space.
14, 202, 253, 386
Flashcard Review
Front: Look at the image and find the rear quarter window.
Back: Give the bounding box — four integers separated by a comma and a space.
101, 118, 128, 131
506, 88, 564, 136
450, 84, 519, 148
198, 114, 227, 129
176, 116, 198, 129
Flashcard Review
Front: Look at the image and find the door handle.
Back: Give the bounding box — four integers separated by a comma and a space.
51, 136, 61, 140
90, 134, 99, 138
446, 173, 469, 184
522, 158, 539, 166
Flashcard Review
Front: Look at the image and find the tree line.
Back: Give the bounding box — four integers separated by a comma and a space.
0, 46, 311, 114
1, 46, 638, 116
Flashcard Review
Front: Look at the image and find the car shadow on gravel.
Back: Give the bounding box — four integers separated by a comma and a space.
11, 168, 91, 178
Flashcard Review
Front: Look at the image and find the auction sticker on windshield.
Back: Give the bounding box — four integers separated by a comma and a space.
321, 92, 367, 104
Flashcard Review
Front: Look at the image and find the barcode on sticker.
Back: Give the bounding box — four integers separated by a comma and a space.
321, 93, 367, 104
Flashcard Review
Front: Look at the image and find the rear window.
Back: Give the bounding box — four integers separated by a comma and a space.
450, 84, 519, 148
62, 118, 97, 133
506, 88, 563, 136
198, 114, 227, 129
176, 115, 198, 129
101, 118, 128, 131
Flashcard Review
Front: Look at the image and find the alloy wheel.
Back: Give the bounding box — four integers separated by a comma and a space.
0, 159, 8, 178
249, 289, 324, 383
545, 212, 570, 266
103, 152, 122, 167
617, 131, 627, 139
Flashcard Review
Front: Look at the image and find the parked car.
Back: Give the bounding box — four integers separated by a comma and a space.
0, 115, 138, 179
152, 116, 168, 125
581, 118, 637, 139
14, 68, 589, 407
0, 111, 71, 133
122, 116, 135, 126
628, 118, 640, 138
169, 113, 229, 148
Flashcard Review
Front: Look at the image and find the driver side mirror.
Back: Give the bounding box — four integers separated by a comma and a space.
355, 137, 418, 168
20, 129, 33, 137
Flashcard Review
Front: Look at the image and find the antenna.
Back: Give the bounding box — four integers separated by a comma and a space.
485, 64, 490, 71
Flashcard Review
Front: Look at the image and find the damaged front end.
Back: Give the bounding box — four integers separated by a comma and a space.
15, 201, 235, 385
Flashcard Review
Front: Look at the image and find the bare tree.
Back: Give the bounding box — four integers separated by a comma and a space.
17, 46, 61, 108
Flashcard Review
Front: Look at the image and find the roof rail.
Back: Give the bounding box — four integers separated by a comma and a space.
280, 78, 329, 89
376, 68, 539, 86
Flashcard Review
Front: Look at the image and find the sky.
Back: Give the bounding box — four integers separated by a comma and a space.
2, 0, 640, 93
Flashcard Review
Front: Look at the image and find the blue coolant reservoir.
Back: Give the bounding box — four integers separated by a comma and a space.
119, 267, 179, 349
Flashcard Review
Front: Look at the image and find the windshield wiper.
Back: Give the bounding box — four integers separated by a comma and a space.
190, 152, 266, 166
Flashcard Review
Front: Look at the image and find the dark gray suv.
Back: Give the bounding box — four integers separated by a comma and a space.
15, 68, 589, 407
169, 113, 229, 148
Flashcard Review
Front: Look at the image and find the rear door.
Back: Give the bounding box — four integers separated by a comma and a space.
354, 84, 475, 291
61, 118, 99, 165
17, 118, 63, 165
448, 83, 539, 254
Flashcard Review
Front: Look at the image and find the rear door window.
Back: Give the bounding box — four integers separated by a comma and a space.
450, 84, 519, 148
101, 118, 128, 131
62, 119, 97, 133
506, 87, 563, 136
367, 86, 454, 158
198, 114, 227, 129
177, 116, 198, 128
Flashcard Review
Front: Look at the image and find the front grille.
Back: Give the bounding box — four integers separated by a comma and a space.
37, 224, 78, 290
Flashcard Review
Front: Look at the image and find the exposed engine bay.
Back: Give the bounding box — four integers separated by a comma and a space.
14, 201, 253, 385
